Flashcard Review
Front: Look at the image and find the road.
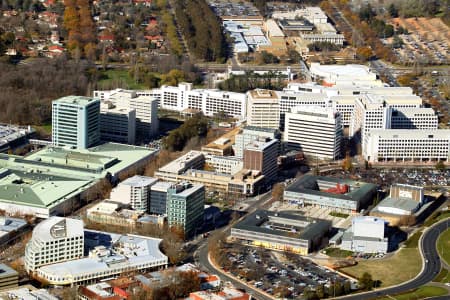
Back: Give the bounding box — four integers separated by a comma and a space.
194, 192, 275, 300
334, 218, 450, 299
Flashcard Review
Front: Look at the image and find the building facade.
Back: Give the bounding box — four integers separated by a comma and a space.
25, 217, 84, 272
99, 102, 136, 144
150, 181, 172, 215
246, 89, 280, 129
52, 96, 100, 149
110, 176, 158, 212
284, 106, 343, 160
243, 138, 279, 183
167, 183, 205, 237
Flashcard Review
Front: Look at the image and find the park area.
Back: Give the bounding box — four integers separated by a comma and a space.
437, 228, 450, 266
376, 286, 448, 300
389, 17, 450, 64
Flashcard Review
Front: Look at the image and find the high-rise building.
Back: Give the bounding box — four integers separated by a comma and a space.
99, 101, 136, 144
150, 181, 172, 215
167, 183, 205, 237
52, 96, 100, 149
233, 126, 281, 158
110, 176, 158, 212
243, 138, 279, 183
284, 106, 343, 160
25, 217, 84, 272
246, 89, 280, 129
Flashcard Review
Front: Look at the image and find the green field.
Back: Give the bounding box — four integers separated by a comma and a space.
377, 286, 448, 300
342, 248, 421, 287
323, 247, 353, 258
437, 228, 450, 266
434, 268, 450, 283
404, 230, 422, 248
97, 69, 153, 90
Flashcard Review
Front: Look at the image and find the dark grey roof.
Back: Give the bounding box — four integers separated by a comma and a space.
286, 175, 378, 203
233, 209, 330, 241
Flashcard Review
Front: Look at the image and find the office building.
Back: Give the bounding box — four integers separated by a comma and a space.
0, 217, 28, 247
110, 176, 158, 212
86, 200, 144, 228
234, 126, 281, 158
231, 210, 331, 255
284, 106, 343, 160
243, 138, 279, 183
27, 220, 167, 285
341, 216, 388, 254
155, 151, 205, 181
99, 101, 136, 144
284, 175, 378, 212
246, 89, 280, 129
150, 181, 172, 215
389, 107, 438, 130
205, 155, 243, 175
309, 63, 380, 87
364, 129, 450, 163
167, 183, 205, 237
0, 264, 18, 290
189, 287, 252, 300
97, 89, 159, 140
201, 127, 241, 156
25, 217, 84, 272
52, 96, 100, 149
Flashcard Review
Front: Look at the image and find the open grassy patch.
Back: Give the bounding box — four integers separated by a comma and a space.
341, 248, 421, 287
376, 285, 448, 300
404, 230, 422, 248
329, 211, 349, 218
323, 247, 353, 258
437, 228, 450, 266
434, 268, 450, 283
97, 69, 153, 90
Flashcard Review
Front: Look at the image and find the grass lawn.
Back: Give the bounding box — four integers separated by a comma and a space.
329, 211, 349, 218
33, 123, 52, 137
97, 69, 153, 90
323, 247, 353, 258
437, 228, 450, 266
424, 210, 450, 226
434, 268, 450, 283
404, 230, 422, 248
376, 285, 448, 300
341, 248, 421, 287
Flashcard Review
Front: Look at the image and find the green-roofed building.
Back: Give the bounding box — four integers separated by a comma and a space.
284, 175, 378, 212
231, 210, 331, 254
0, 143, 157, 218
52, 96, 100, 149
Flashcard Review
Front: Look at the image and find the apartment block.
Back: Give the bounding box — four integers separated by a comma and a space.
284, 106, 343, 160
52, 96, 100, 149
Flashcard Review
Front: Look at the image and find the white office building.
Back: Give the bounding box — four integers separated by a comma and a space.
110, 176, 159, 212
205, 154, 243, 175
155, 150, 205, 181
52, 96, 100, 149
246, 89, 280, 129
341, 216, 388, 254
285, 106, 343, 160
234, 126, 281, 158
94, 89, 159, 140
389, 107, 438, 130
99, 102, 136, 144
25, 217, 84, 272
309, 63, 381, 87
364, 129, 450, 163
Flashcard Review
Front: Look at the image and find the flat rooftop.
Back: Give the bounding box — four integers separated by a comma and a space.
249, 89, 279, 99
373, 197, 419, 213
233, 210, 330, 241
286, 175, 378, 202
158, 151, 204, 174
202, 127, 241, 151
120, 175, 158, 188
53, 96, 98, 106
0, 263, 18, 279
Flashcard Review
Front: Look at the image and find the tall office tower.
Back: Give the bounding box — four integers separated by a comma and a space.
243, 138, 279, 183
52, 96, 100, 149
246, 89, 280, 129
284, 106, 343, 160
110, 175, 159, 212
150, 181, 172, 215
25, 217, 84, 272
99, 101, 136, 144
167, 183, 205, 238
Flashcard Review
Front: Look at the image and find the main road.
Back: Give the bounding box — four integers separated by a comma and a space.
334, 217, 450, 299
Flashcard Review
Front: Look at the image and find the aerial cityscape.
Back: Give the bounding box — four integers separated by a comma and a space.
0, 0, 449, 299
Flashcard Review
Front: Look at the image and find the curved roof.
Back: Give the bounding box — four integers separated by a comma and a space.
32, 217, 83, 242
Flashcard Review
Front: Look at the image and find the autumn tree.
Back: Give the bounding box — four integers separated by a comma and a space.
271, 183, 285, 202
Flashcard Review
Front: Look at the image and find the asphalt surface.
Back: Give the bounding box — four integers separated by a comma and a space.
334, 218, 450, 300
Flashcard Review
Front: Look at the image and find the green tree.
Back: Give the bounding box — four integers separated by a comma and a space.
388, 3, 399, 17
435, 160, 446, 171
359, 272, 374, 290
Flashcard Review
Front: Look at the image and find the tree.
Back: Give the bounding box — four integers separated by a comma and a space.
435, 160, 446, 171
359, 272, 374, 290
388, 3, 399, 17
356, 47, 373, 61
271, 183, 285, 202
342, 153, 353, 171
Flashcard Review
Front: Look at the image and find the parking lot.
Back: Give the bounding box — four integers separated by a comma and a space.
221, 243, 352, 299
388, 18, 449, 65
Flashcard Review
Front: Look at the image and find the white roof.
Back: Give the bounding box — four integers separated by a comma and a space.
120, 175, 158, 188
32, 217, 83, 242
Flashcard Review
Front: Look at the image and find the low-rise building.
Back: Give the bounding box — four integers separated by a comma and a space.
155, 151, 205, 181
0, 264, 18, 290
340, 216, 388, 254
284, 175, 378, 212
231, 210, 331, 254
110, 176, 158, 212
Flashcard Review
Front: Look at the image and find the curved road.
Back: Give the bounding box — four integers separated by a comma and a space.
335, 218, 450, 299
